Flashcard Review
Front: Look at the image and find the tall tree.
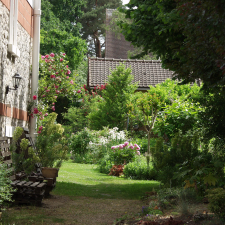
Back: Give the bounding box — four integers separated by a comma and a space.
40, 0, 87, 71
78, 0, 122, 57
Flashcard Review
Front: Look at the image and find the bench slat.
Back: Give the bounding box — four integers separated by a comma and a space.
30, 182, 40, 188
16, 181, 27, 186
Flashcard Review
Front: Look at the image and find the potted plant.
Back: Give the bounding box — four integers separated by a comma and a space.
35, 113, 68, 176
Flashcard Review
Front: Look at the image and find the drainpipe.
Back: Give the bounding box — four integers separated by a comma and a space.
30, 0, 41, 141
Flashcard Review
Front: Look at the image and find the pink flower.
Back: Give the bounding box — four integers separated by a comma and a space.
33, 108, 39, 114
50, 53, 55, 57
52, 106, 55, 111
56, 72, 59, 75
136, 147, 141, 150
39, 111, 42, 115
77, 89, 81, 93
46, 90, 50, 92
41, 55, 45, 60
124, 142, 129, 147
119, 144, 124, 149
66, 76, 69, 79
45, 54, 49, 58
33, 95, 37, 100
129, 145, 134, 149
62, 53, 66, 56
38, 131, 41, 134
60, 58, 63, 62
111, 146, 116, 149
52, 103, 55, 105
136, 151, 140, 155
55, 85, 59, 89
42, 94, 46, 97
70, 80, 74, 84
66, 65, 69, 68
56, 90, 60, 94
39, 126, 43, 131
50, 75, 56, 78
45, 59, 48, 62
67, 70, 71, 75
54, 96, 58, 99
44, 113, 48, 116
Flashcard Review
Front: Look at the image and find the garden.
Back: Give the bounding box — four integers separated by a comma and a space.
1, 51, 225, 224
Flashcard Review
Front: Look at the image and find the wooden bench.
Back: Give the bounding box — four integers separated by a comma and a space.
0, 136, 46, 206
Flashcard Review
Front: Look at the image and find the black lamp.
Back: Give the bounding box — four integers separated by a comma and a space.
6, 73, 23, 94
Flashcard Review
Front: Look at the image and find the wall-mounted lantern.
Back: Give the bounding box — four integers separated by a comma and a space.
6, 73, 23, 94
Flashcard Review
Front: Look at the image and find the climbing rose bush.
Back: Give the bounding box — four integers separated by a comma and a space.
29, 53, 76, 131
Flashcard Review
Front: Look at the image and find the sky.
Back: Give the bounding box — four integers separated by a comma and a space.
123, 0, 130, 5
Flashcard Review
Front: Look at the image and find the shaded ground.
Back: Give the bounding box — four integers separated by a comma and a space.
3, 195, 144, 224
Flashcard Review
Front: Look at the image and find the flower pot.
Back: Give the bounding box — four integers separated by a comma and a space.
41, 167, 59, 179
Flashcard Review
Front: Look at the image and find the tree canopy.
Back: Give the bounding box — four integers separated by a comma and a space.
78, 0, 122, 57
119, 0, 225, 89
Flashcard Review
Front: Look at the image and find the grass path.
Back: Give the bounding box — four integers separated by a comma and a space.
2, 160, 160, 225
54, 160, 160, 200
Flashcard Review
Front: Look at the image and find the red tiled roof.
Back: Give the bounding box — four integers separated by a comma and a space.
88, 57, 174, 90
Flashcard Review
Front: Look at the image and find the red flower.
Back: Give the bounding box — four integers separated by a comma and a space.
33, 95, 37, 100
33, 108, 39, 114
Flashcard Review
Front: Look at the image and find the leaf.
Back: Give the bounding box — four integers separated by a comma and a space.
203, 173, 217, 186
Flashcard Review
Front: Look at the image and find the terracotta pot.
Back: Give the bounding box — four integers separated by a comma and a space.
41, 167, 59, 178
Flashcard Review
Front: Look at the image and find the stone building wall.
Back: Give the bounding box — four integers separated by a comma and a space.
0, 0, 33, 137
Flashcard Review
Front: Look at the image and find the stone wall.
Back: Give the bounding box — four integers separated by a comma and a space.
0, 0, 32, 137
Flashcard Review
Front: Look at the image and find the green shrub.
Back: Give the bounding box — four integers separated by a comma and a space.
0, 162, 15, 209
123, 155, 157, 180
36, 113, 68, 168
207, 188, 225, 220
98, 154, 113, 174
134, 138, 156, 154
68, 128, 95, 156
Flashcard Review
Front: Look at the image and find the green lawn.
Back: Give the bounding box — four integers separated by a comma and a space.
53, 160, 160, 200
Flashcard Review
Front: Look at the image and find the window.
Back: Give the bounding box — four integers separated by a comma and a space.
8, 0, 20, 57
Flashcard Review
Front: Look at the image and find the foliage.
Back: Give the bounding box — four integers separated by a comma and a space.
98, 154, 113, 174
123, 155, 157, 180
12, 138, 39, 175
68, 128, 95, 156
128, 82, 168, 169
88, 64, 137, 130
157, 187, 199, 210
207, 188, 225, 220
47, 0, 85, 37
35, 113, 68, 168
154, 99, 202, 140
118, 0, 225, 89
40, 0, 87, 71
0, 162, 15, 209
109, 165, 124, 177
64, 86, 105, 133
151, 131, 200, 186
69, 127, 127, 164
197, 89, 225, 140
78, 0, 122, 57
11, 127, 38, 175
40, 30, 87, 71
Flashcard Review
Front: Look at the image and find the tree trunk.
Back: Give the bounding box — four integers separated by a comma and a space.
147, 131, 151, 170
95, 37, 102, 58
